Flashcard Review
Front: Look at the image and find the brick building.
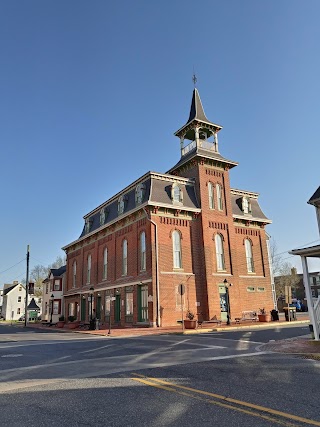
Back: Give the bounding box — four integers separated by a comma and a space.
62, 87, 274, 327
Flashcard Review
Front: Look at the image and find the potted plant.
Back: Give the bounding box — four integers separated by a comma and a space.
184, 310, 197, 329
258, 308, 270, 322
67, 315, 80, 329
57, 315, 65, 328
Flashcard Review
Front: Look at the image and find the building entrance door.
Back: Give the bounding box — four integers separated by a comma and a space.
81, 297, 86, 321
138, 284, 148, 322
96, 296, 101, 320
115, 295, 121, 322
219, 285, 228, 323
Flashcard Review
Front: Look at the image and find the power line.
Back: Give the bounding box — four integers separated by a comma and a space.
0, 258, 25, 275
273, 239, 320, 258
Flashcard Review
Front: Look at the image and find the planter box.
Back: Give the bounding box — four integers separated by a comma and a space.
67, 321, 80, 329
258, 314, 270, 322
184, 319, 197, 329
56, 321, 65, 328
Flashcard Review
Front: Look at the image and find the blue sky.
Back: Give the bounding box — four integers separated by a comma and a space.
1, 0, 320, 285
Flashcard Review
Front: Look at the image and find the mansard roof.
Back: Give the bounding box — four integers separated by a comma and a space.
168, 146, 238, 174
62, 172, 200, 248
230, 188, 271, 223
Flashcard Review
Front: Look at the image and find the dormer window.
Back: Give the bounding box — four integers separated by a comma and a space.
118, 195, 126, 215
242, 197, 251, 214
172, 183, 183, 204
135, 183, 145, 205
85, 218, 93, 234
100, 208, 108, 226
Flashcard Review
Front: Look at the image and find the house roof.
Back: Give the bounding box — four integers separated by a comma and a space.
27, 298, 40, 311
3, 284, 21, 295
230, 191, 271, 223
289, 244, 320, 258
50, 266, 66, 277
308, 186, 320, 206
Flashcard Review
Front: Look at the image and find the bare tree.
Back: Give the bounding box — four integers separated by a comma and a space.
274, 262, 300, 302
29, 255, 66, 298
49, 255, 66, 270
269, 237, 283, 277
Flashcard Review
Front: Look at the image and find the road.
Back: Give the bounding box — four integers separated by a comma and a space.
0, 323, 319, 427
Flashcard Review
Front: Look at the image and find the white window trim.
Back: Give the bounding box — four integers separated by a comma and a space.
215, 234, 225, 271
172, 230, 182, 269
103, 248, 108, 280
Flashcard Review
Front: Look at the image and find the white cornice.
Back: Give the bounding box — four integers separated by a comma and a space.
230, 188, 259, 198
233, 214, 272, 224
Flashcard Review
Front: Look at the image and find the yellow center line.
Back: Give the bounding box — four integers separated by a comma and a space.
130, 373, 320, 427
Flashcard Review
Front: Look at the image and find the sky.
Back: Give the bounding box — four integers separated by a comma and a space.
1, 0, 320, 286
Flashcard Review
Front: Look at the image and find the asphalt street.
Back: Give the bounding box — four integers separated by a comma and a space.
0, 323, 319, 427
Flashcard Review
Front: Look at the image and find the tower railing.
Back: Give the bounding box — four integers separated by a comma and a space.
181, 139, 217, 157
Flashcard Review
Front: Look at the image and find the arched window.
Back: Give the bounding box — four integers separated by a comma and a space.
87, 254, 91, 284
140, 231, 146, 271
216, 184, 223, 211
122, 239, 128, 276
172, 230, 182, 269
103, 247, 108, 280
215, 234, 225, 271
245, 239, 255, 273
72, 261, 77, 288
208, 182, 214, 209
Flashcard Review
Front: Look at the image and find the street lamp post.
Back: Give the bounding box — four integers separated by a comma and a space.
89, 286, 94, 330
50, 294, 54, 324
223, 279, 232, 325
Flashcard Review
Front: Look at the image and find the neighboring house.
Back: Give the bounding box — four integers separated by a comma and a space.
274, 269, 320, 311
42, 266, 66, 323
62, 87, 274, 327
1, 282, 26, 320
290, 186, 320, 340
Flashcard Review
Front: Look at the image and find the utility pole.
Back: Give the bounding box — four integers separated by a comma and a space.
24, 245, 30, 328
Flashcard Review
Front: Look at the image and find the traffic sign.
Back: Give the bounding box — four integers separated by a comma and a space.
178, 284, 185, 296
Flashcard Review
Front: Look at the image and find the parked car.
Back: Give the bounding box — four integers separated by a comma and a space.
18, 315, 25, 321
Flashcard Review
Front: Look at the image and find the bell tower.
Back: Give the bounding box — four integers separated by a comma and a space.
174, 86, 223, 158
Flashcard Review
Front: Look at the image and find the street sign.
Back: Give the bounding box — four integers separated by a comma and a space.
87, 297, 95, 302
285, 285, 292, 304
178, 284, 185, 296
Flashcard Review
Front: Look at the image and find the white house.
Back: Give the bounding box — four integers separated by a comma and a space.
2, 282, 26, 320
290, 186, 320, 341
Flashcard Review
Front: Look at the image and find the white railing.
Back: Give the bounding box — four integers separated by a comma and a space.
199, 139, 215, 151
181, 140, 196, 156
314, 296, 320, 328
181, 139, 217, 157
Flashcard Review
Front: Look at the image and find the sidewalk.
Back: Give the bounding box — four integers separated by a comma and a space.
23, 314, 320, 359
26, 314, 311, 339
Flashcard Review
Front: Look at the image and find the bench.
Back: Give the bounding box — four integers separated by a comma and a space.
78, 322, 90, 330
198, 315, 222, 328
235, 311, 258, 324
